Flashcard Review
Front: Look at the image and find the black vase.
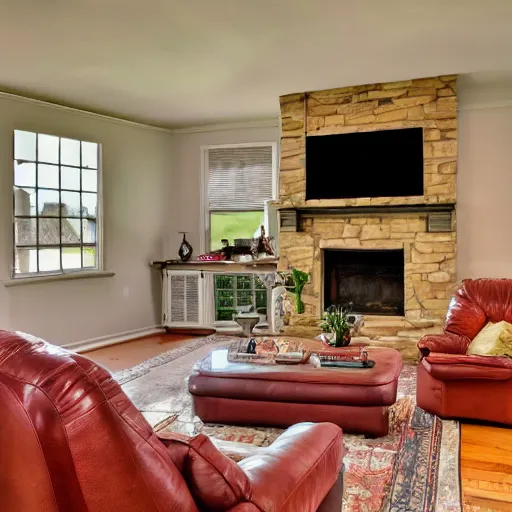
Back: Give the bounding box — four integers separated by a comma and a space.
178, 233, 193, 262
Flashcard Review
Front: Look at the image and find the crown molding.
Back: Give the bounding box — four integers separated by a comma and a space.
0, 91, 280, 134
170, 118, 279, 134
459, 98, 512, 111
0, 90, 174, 133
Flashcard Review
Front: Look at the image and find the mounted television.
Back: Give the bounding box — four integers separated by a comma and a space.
305, 127, 424, 200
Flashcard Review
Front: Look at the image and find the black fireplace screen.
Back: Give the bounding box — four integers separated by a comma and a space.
324, 249, 405, 316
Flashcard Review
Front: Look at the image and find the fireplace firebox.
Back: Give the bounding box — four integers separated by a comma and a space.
324, 249, 405, 316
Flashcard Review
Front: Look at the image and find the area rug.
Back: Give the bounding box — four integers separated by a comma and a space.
117, 335, 462, 512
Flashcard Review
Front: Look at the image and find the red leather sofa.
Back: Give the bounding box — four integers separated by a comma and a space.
417, 278, 512, 425
0, 331, 344, 512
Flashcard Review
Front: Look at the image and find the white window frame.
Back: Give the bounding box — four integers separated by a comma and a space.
199, 141, 278, 254
12, 130, 104, 279
200, 141, 278, 328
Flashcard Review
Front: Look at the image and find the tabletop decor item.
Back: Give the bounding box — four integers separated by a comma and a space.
320, 303, 352, 347
228, 337, 308, 365
309, 345, 373, 369
178, 232, 193, 262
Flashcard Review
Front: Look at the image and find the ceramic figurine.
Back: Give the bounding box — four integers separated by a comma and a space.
178, 232, 193, 262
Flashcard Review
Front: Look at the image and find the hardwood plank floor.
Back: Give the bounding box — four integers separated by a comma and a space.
462, 424, 512, 511
86, 334, 512, 511
85, 332, 197, 371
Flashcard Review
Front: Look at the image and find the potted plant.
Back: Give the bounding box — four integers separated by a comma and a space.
320, 304, 352, 347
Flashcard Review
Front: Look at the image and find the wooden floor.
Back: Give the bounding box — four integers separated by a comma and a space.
86, 334, 512, 511
85, 332, 197, 371
462, 424, 512, 511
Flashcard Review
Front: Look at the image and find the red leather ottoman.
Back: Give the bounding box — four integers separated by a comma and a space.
189, 346, 402, 437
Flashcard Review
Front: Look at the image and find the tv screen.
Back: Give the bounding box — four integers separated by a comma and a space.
305, 127, 424, 200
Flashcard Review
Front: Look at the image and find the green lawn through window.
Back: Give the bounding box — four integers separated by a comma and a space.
210, 211, 264, 251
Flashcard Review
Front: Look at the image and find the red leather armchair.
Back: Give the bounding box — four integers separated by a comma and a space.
417, 278, 512, 425
0, 331, 344, 512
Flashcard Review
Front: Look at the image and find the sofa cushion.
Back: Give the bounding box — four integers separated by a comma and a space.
467, 321, 512, 357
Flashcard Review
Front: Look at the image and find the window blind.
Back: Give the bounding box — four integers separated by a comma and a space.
208, 146, 273, 211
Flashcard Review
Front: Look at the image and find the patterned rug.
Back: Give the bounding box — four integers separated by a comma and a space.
117, 335, 462, 512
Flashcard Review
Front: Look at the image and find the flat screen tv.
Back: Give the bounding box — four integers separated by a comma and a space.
305, 127, 424, 200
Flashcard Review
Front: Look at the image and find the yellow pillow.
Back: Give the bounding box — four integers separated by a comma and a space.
467, 321, 512, 357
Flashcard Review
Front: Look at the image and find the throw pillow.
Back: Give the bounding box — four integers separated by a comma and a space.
161, 432, 252, 511
467, 320, 512, 357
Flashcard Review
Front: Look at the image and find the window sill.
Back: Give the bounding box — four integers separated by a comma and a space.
3, 270, 115, 287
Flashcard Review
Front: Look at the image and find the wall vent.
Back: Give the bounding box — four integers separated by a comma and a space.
279, 209, 298, 232
427, 212, 452, 232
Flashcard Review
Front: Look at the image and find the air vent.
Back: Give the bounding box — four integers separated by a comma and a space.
427, 212, 452, 232
279, 209, 298, 232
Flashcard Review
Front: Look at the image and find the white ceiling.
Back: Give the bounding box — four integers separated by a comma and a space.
1, 0, 512, 128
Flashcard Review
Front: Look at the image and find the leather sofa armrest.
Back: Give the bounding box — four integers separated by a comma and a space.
418, 332, 470, 358
237, 422, 344, 512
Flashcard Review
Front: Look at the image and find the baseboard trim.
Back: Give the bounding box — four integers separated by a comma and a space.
63, 326, 165, 353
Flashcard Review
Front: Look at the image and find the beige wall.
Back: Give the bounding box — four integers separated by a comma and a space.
169, 124, 279, 257
0, 96, 171, 345
457, 104, 512, 278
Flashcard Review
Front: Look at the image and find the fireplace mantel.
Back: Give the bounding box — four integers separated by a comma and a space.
279, 203, 455, 231
280, 202, 455, 217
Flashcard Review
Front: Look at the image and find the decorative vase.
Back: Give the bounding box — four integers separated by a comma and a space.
334, 330, 351, 348
178, 232, 193, 262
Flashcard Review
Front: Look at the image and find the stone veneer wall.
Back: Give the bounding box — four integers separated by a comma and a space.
277, 76, 458, 351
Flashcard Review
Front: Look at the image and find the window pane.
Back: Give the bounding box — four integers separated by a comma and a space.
38, 248, 60, 272
256, 290, 267, 309
255, 276, 265, 289
38, 190, 60, 216
61, 191, 81, 216
82, 168, 97, 192
216, 310, 234, 321
62, 247, 82, 270
82, 219, 96, 243
82, 141, 98, 169
14, 162, 36, 187
61, 138, 80, 166
39, 218, 60, 245
15, 218, 36, 246
62, 218, 81, 244
61, 166, 80, 190
14, 187, 36, 216
38, 164, 59, 189
82, 192, 97, 218
14, 130, 36, 161
83, 247, 96, 268
38, 134, 59, 164
210, 211, 264, 251
236, 275, 252, 289
236, 290, 253, 306
215, 274, 234, 289
216, 290, 234, 309
15, 247, 37, 274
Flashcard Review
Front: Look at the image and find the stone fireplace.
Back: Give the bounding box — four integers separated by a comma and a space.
324, 249, 405, 316
277, 75, 458, 358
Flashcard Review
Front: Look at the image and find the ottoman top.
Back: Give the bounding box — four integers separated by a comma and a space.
194, 346, 402, 387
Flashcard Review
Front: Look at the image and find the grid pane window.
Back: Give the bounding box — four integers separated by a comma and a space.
13, 130, 100, 277
214, 274, 267, 322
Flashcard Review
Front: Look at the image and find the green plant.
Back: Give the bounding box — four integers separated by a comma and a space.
320, 304, 352, 347
290, 268, 310, 314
